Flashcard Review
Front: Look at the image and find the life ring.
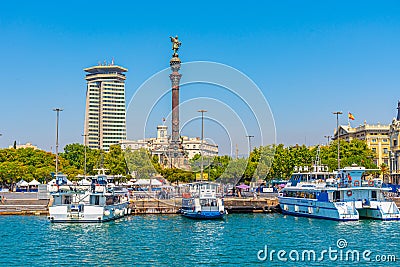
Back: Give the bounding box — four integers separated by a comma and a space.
368, 180, 374, 187
353, 181, 360, 187
347, 190, 352, 197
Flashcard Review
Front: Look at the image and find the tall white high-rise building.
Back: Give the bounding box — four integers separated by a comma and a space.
84, 63, 127, 152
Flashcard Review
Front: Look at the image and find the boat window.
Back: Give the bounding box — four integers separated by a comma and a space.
333, 191, 340, 201
64, 195, 71, 204
106, 196, 114, 205
371, 191, 377, 200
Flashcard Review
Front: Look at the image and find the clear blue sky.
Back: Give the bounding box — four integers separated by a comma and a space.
0, 1, 399, 155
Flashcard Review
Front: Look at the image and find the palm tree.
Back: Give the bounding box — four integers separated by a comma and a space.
380, 163, 390, 183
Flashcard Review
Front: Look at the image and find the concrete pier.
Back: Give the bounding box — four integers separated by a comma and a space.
0, 192, 49, 215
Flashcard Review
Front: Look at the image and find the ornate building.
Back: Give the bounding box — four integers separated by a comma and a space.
333, 122, 390, 167
389, 101, 400, 184
119, 125, 218, 162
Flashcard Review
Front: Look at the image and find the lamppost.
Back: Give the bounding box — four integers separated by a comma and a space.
333, 111, 343, 170
198, 109, 207, 181
246, 135, 254, 156
82, 133, 88, 178
53, 108, 63, 176
324, 135, 332, 145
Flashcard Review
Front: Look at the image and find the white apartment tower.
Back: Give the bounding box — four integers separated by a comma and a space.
84, 63, 127, 152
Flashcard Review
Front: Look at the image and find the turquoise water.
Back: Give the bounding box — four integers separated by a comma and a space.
0, 214, 399, 266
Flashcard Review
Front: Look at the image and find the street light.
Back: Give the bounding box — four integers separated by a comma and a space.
82, 133, 88, 178
246, 135, 254, 156
333, 111, 343, 170
198, 109, 207, 181
53, 108, 63, 176
324, 135, 332, 145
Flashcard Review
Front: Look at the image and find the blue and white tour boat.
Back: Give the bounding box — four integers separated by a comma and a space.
279, 163, 400, 221
180, 182, 226, 219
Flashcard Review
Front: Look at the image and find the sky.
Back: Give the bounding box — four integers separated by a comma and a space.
0, 1, 399, 155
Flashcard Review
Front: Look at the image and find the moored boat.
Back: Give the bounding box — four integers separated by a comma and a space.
180, 182, 226, 219
48, 172, 130, 223
279, 164, 400, 221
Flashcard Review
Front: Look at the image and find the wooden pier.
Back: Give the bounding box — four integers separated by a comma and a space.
0, 193, 280, 216
130, 198, 181, 214
128, 197, 280, 215
224, 197, 280, 213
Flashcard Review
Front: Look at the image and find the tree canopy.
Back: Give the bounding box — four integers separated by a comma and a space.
0, 138, 379, 186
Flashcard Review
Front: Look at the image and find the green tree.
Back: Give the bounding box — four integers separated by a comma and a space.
105, 145, 127, 183
124, 148, 157, 179
219, 158, 247, 184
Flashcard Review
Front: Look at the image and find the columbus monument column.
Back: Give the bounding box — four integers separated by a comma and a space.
168, 36, 186, 167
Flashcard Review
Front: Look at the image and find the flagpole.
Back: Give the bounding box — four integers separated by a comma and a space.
348, 111, 350, 126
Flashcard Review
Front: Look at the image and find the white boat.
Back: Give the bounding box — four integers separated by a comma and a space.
48, 172, 130, 223
180, 182, 226, 219
279, 164, 400, 221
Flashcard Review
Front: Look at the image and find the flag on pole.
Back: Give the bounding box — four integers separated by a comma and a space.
348, 112, 355, 120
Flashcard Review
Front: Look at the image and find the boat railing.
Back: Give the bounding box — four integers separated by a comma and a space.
201, 205, 219, 212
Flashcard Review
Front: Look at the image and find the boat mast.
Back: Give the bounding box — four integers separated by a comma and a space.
333, 111, 342, 170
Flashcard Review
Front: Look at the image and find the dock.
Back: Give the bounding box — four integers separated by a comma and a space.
0, 193, 49, 215
128, 197, 280, 215
224, 197, 280, 213
0, 192, 280, 216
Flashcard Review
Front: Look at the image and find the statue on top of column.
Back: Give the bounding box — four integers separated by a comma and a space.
169, 35, 181, 56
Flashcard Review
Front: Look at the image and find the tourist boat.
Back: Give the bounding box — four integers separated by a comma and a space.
279, 164, 400, 221
48, 172, 130, 223
180, 182, 226, 219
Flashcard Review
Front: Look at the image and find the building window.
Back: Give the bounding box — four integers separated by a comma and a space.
383, 148, 388, 154
372, 148, 376, 153
394, 140, 398, 147
372, 139, 377, 142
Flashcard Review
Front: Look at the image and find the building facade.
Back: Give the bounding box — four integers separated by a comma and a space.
389, 101, 400, 184
333, 122, 390, 167
120, 125, 218, 161
8, 142, 38, 150
84, 63, 127, 152
181, 136, 219, 159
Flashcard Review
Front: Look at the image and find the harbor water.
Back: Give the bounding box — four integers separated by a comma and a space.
0, 214, 399, 266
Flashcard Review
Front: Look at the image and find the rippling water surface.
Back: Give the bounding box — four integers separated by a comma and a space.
0, 214, 399, 266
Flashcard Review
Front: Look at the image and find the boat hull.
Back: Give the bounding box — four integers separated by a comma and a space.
182, 210, 225, 220
279, 197, 359, 221
357, 201, 400, 220
281, 209, 358, 221
49, 202, 129, 223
